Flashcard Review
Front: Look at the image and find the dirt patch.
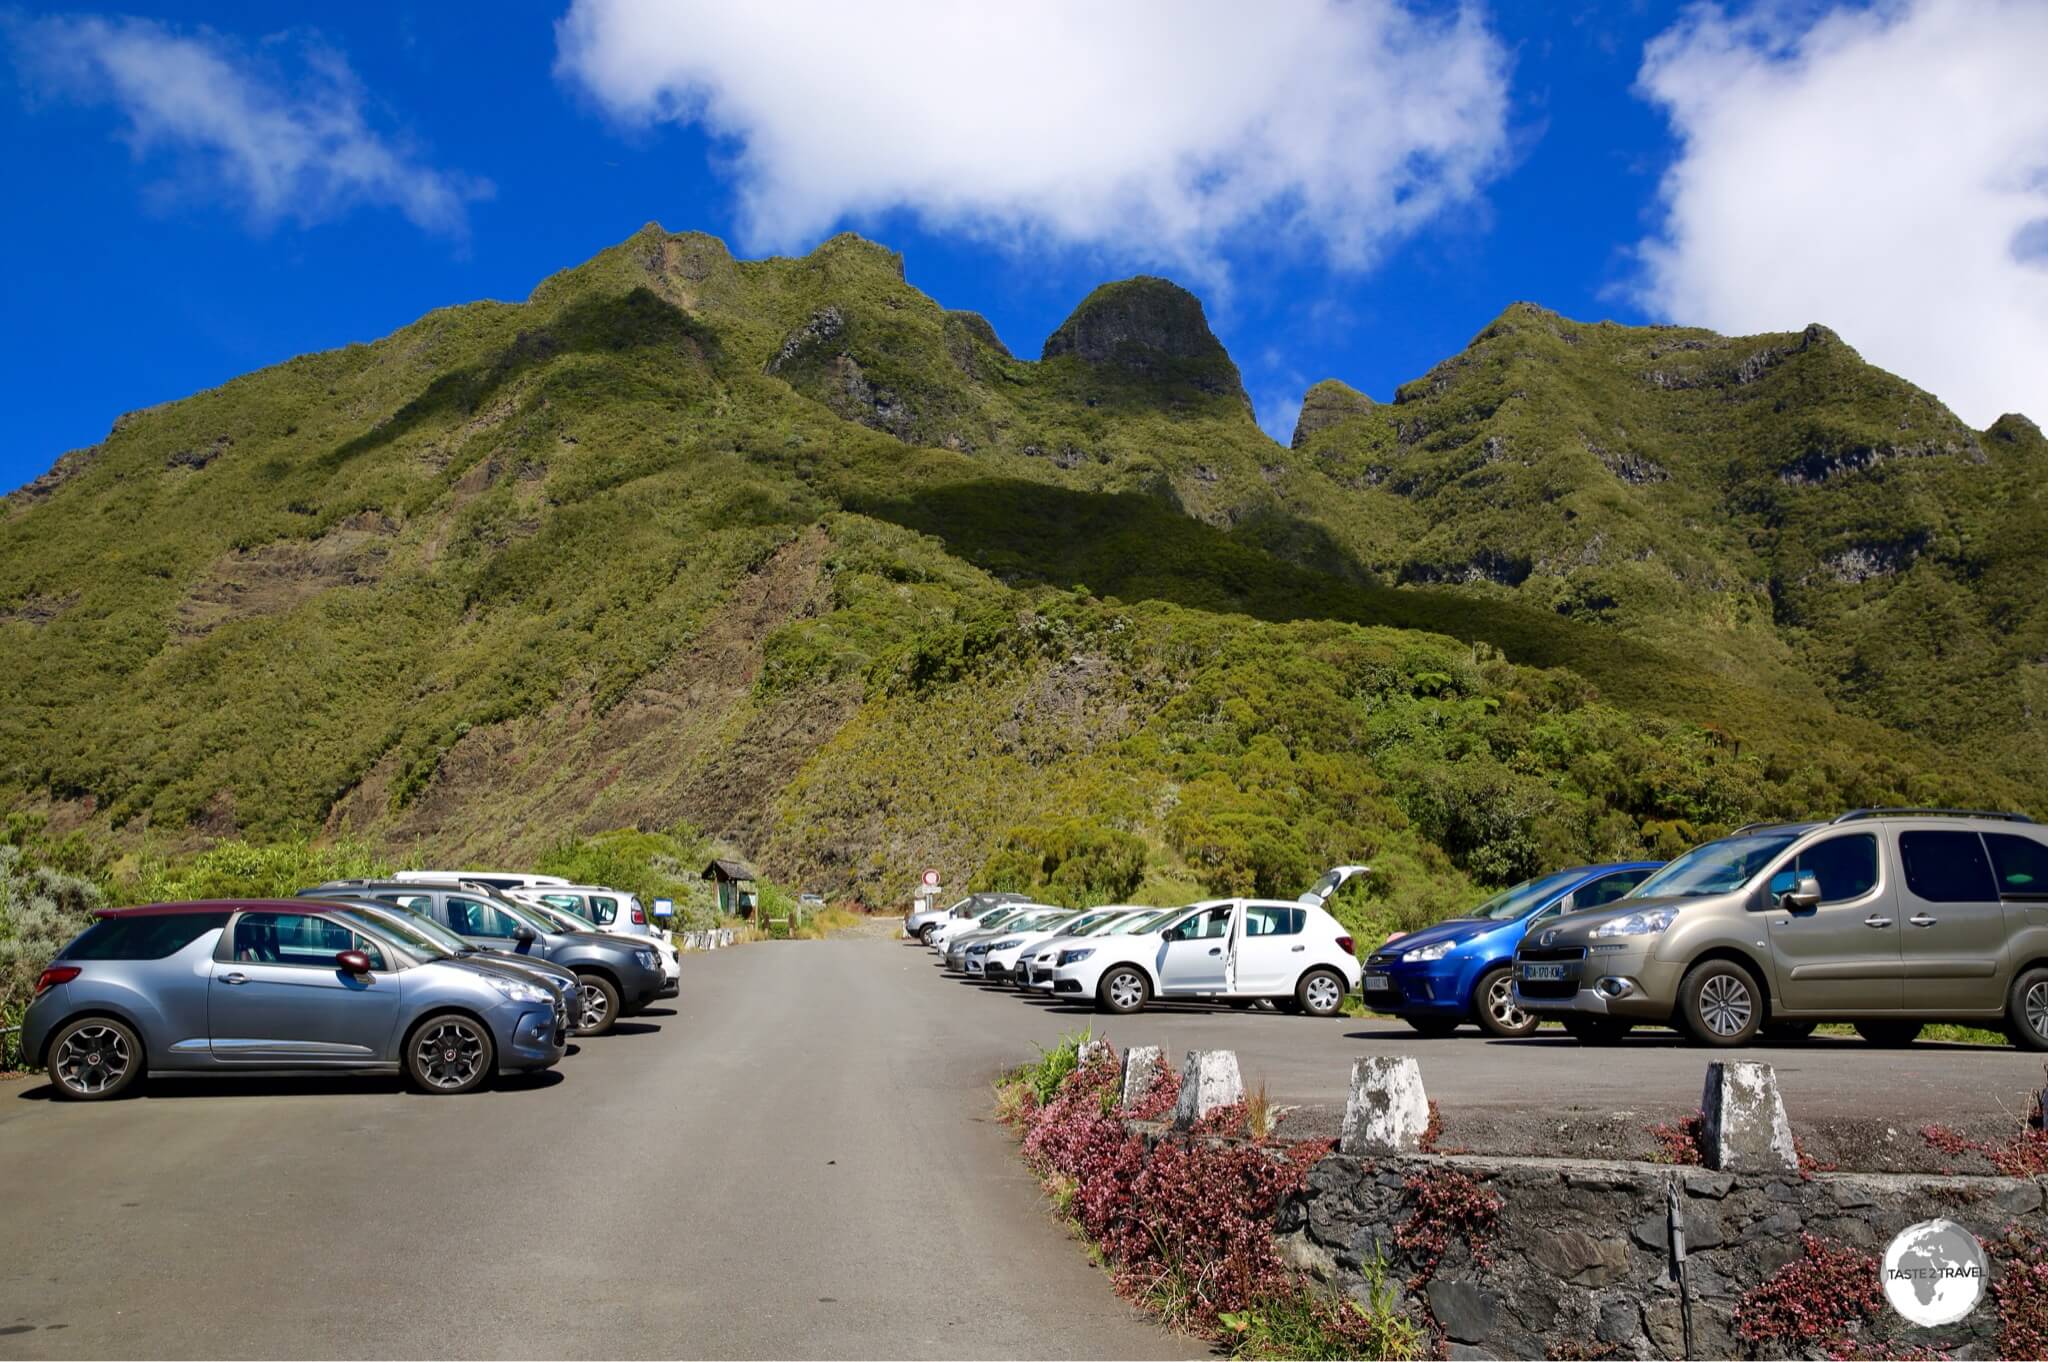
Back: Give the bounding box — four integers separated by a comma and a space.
178, 514, 398, 636
0, 591, 79, 626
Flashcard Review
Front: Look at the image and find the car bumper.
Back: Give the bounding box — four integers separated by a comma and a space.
500, 1002, 568, 1071
1358, 961, 1478, 1016
656, 978, 680, 999
18, 987, 65, 1067
1512, 948, 1677, 1021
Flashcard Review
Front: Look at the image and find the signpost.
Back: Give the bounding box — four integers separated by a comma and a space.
652, 897, 674, 920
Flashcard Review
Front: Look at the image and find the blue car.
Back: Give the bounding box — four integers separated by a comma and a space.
1360, 862, 1662, 1037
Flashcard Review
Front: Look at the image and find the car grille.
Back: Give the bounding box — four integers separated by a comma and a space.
1517, 978, 1578, 1001
1515, 946, 1587, 962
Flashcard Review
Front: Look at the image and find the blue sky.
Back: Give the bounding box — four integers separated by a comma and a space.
3, 1, 2044, 493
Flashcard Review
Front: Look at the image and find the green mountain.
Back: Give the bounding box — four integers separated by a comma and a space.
2, 225, 2040, 932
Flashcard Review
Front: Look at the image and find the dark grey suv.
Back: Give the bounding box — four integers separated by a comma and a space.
304, 881, 665, 1035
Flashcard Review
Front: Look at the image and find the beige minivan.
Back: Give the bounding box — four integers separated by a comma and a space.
1513, 809, 2048, 1048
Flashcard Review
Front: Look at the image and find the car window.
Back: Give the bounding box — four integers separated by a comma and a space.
1107, 911, 1170, 935
1243, 906, 1304, 936
1630, 832, 1804, 898
380, 893, 436, 914
1791, 834, 1879, 905
1167, 906, 1231, 941
1474, 869, 1587, 921
447, 896, 526, 938
588, 896, 619, 925
1984, 833, 2048, 901
538, 894, 581, 912
232, 912, 365, 967
1898, 830, 1998, 903
1569, 870, 1652, 911
62, 914, 220, 960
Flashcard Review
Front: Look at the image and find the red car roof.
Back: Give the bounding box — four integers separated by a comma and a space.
95, 898, 319, 919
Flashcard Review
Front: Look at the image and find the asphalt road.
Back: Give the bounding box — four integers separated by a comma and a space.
0, 936, 1192, 1361
6, 932, 2045, 1359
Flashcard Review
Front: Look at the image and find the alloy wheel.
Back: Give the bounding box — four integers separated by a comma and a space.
1107, 972, 1145, 1011
1486, 974, 1530, 1032
1698, 973, 1753, 1037
53, 1024, 131, 1096
1304, 973, 1343, 1015
2028, 980, 2048, 1038
576, 982, 612, 1031
413, 1019, 487, 1091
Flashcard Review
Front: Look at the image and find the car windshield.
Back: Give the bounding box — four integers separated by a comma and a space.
1105, 910, 1171, 935
1066, 910, 1128, 936
1014, 911, 1070, 931
486, 895, 561, 937
1474, 869, 1588, 921
1629, 832, 1805, 899
324, 907, 446, 960
526, 903, 586, 933
974, 906, 1021, 928
359, 901, 475, 954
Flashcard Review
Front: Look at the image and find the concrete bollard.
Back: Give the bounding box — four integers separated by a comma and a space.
1172, 1049, 1244, 1130
1121, 1045, 1165, 1110
1699, 1059, 1797, 1173
1339, 1055, 1432, 1155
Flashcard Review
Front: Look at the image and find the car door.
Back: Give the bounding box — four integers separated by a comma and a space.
209, 911, 402, 1064
1895, 829, 2008, 1012
1157, 904, 1234, 993
1230, 905, 1307, 994
1762, 832, 1901, 1012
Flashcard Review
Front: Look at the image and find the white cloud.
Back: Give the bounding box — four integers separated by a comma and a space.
554, 0, 1511, 279
1635, 0, 2048, 428
11, 14, 490, 236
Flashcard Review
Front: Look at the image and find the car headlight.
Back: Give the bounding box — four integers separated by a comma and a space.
485, 975, 550, 1005
1057, 948, 1094, 966
1591, 907, 1679, 939
634, 949, 657, 968
987, 939, 1021, 952
1402, 941, 1453, 963
966, 942, 990, 954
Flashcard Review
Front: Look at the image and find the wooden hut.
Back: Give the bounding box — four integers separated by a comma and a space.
703, 859, 758, 918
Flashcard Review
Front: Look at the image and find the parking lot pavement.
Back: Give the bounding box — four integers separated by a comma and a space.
0, 938, 1191, 1361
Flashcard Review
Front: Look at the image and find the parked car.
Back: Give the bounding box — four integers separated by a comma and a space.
1045, 898, 1363, 1016
982, 906, 1141, 986
1360, 862, 1662, 1037
905, 891, 1028, 944
1514, 809, 2048, 1049
302, 894, 584, 1013
394, 870, 571, 891
957, 909, 1074, 976
505, 884, 658, 939
518, 896, 680, 999
303, 880, 664, 1035
1020, 909, 1174, 990
21, 900, 567, 1100
928, 902, 1033, 955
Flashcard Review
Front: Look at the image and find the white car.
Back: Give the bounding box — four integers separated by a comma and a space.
1019, 907, 1171, 989
958, 909, 1075, 977
1044, 897, 1364, 1016
929, 902, 1036, 956
508, 885, 658, 939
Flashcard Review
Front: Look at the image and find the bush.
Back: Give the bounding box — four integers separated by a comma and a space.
125, 836, 387, 903
0, 844, 105, 1068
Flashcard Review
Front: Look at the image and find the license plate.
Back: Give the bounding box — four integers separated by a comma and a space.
1362, 973, 1391, 991
1521, 962, 1568, 982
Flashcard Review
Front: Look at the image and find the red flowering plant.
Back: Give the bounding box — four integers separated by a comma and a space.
1733, 1232, 1882, 1354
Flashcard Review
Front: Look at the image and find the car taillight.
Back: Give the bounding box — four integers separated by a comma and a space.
631, 905, 645, 924
1336, 936, 1355, 955
34, 966, 80, 996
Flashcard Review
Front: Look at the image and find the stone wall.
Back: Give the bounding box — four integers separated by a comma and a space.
1279, 1151, 2045, 1358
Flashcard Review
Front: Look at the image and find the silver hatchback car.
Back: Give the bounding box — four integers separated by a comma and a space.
21, 899, 568, 1100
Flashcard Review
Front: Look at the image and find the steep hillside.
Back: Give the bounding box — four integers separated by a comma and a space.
0, 225, 2037, 931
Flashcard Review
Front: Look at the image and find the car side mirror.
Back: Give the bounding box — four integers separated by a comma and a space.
335, 950, 372, 975
512, 926, 537, 945
1776, 871, 1822, 911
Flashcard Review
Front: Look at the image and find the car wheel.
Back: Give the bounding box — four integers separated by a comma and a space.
1296, 969, 1347, 1018
1561, 1016, 1634, 1045
2010, 967, 2048, 1051
572, 973, 620, 1036
405, 1013, 495, 1095
1678, 960, 1763, 1047
1096, 966, 1149, 1015
1473, 966, 1539, 1039
1855, 1019, 1923, 1048
1405, 1016, 1461, 1037
1761, 1020, 1818, 1043
918, 925, 938, 946
46, 1017, 143, 1101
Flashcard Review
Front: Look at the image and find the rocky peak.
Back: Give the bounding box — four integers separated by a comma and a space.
1987, 412, 2044, 447
1290, 379, 1376, 449
1041, 276, 1248, 410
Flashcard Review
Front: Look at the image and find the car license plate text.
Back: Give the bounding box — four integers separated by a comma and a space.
1521, 962, 1568, 982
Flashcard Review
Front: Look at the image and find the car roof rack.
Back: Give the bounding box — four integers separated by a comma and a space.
1831, 807, 2036, 825
1726, 820, 1817, 836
